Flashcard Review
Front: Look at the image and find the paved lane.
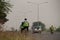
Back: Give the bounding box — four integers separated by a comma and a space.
25, 32, 60, 40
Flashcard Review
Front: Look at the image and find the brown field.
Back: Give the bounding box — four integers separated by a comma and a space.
0, 31, 34, 40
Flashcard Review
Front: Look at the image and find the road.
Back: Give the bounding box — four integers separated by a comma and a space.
25, 32, 60, 40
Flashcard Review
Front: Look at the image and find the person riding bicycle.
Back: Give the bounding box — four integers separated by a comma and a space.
50, 25, 54, 34
20, 18, 29, 33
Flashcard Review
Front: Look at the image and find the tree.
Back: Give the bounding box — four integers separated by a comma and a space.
56, 26, 60, 32
0, 0, 12, 24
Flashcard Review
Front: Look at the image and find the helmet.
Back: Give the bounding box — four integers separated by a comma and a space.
24, 18, 27, 20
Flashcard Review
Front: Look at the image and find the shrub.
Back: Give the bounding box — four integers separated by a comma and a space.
56, 26, 60, 32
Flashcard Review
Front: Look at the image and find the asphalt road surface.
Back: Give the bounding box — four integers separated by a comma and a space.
25, 32, 60, 40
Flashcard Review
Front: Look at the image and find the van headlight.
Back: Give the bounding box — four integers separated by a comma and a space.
35, 29, 37, 31
39, 28, 41, 30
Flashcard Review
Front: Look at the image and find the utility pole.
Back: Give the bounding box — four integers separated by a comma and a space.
27, 1, 48, 21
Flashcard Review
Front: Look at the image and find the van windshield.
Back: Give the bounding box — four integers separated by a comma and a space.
33, 22, 40, 26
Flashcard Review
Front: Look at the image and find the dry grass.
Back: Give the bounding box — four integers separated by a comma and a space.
0, 31, 34, 40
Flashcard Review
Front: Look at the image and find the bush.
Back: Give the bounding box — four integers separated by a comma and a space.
56, 26, 60, 32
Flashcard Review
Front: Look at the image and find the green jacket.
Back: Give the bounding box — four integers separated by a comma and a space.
23, 21, 29, 27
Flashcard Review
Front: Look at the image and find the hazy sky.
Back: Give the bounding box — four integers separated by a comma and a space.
4, 0, 60, 30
